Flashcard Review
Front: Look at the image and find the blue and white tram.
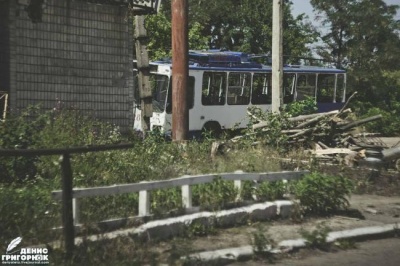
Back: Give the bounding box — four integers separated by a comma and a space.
133, 50, 346, 137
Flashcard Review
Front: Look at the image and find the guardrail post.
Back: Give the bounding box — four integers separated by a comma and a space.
72, 198, 80, 225
181, 185, 192, 208
234, 180, 242, 201
139, 190, 150, 216
60, 153, 74, 260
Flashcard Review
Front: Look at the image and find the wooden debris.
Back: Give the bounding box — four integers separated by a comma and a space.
211, 96, 399, 169
244, 104, 392, 167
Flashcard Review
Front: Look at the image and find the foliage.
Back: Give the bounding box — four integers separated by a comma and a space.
311, 0, 400, 122
360, 107, 400, 136
247, 106, 292, 149
253, 181, 287, 202
0, 179, 60, 246
193, 176, 238, 211
299, 222, 331, 251
186, 220, 216, 238
284, 96, 318, 117
144, 3, 209, 61
145, 0, 317, 59
0, 106, 49, 182
251, 225, 276, 260
294, 172, 354, 215
151, 188, 182, 217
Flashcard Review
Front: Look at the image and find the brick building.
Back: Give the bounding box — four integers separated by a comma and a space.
0, 0, 134, 130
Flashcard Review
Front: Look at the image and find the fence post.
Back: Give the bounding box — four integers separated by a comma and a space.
72, 198, 80, 225
60, 153, 74, 259
181, 185, 192, 208
234, 180, 242, 201
139, 190, 150, 216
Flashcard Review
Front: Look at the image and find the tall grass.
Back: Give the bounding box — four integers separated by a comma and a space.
0, 107, 285, 249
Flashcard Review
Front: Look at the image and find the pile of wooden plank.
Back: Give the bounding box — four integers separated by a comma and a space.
246, 107, 400, 168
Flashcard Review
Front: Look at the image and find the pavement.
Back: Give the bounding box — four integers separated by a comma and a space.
177, 194, 400, 264
47, 193, 400, 264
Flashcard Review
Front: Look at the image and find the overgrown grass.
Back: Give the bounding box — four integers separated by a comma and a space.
0, 106, 356, 264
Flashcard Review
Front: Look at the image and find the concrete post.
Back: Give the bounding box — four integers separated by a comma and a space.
272, 0, 283, 113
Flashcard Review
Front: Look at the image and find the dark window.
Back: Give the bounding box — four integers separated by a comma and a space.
296, 74, 316, 101
317, 74, 335, 103
227, 72, 251, 105
202, 72, 226, 105
251, 73, 272, 104
166, 76, 195, 114
283, 73, 296, 103
150, 74, 169, 112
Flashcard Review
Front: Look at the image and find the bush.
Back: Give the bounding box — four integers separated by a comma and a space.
284, 96, 318, 117
193, 176, 238, 211
253, 181, 287, 202
0, 180, 60, 246
361, 107, 400, 136
294, 172, 353, 215
0, 106, 49, 182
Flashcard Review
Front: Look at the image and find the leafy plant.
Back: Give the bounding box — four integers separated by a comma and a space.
253, 181, 287, 202
247, 106, 291, 149
299, 222, 331, 251
193, 176, 238, 211
251, 225, 276, 260
186, 220, 216, 237
0, 105, 50, 182
151, 188, 182, 217
284, 96, 318, 117
294, 172, 354, 215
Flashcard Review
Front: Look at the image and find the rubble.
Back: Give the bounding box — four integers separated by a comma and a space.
223, 103, 400, 169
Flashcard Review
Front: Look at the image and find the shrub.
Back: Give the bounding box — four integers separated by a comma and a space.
193, 176, 238, 211
294, 172, 353, 215
299, 222, 331, 251
251, 225, 276, 260
253, 181, 287, 202
247, 107, 291, 148
0, 106, 49, 182
284, 96, 318, 117
361, 107, 400, 136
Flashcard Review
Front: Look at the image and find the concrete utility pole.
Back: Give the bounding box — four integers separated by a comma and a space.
171, 0, 189, 141
134, 15, 152, 134
272, 0, 283, 113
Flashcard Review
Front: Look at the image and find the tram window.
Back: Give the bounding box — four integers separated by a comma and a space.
151, 74, 170, 113
166, 76, 195, 114
336, 74, 345, 102
251, 73, 271, 104
227, 72, 251, 105
202, 72, 226, 106
283, 74, 295, 103
296, 74, 316, 101
317, 74, 335, 103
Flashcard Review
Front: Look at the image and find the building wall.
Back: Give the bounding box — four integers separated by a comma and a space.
7, 0, 134, 130
0, 0, 10, 93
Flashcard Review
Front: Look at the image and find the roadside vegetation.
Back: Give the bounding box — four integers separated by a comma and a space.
1, 1, 399, 263
0, 101, 359, 265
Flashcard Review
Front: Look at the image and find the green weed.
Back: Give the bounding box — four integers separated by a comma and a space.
299, 222, 331, 251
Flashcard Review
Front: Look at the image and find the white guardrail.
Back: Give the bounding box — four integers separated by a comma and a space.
52, 170, 309, 225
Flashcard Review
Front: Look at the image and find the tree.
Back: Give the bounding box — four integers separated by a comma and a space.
145, 0, 317, 61
311, 0, 400, 135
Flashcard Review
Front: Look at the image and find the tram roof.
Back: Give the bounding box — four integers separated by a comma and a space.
148, 49, 346, 74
